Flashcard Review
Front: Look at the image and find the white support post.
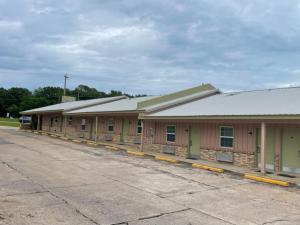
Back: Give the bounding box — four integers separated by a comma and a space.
37, 114, 40, 132
95, 116, 99, 142
64, 116, 67, 137
260, 122, 267, 174
140, 119, 144, 152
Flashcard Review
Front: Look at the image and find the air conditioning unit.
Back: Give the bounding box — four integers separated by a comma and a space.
216, 152, 233, 163
162, 146, 175, 155
79, 133, 85, 138
104, 134, 113, 141
134, 136, 141, 144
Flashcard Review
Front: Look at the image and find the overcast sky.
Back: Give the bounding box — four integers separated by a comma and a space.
1, 0, 300, 95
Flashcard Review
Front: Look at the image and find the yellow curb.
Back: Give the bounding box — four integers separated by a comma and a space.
72, 139, 82, 143
33, 131, 39, 134
155, 156, 179, 163
41, 132, 48, 136
60, 136, 69, 140
127, 150, 145, 156
192, 163, 224, 173
87, 141, 98, 146
50, 134, 58, 138
105, 146, 119, 151
244, 173, 289, 187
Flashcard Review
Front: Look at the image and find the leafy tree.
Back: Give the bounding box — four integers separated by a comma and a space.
7, 104, 19, 117
0, 88, 7, 116
34, 87, 65, 105
5, 87, 31, 108
20, 96, 49, 112
107, 90, 123, 97
73, 85, 101, 100
0, 84, 147, 117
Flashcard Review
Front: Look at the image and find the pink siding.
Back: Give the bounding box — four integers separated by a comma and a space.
200, 123, 257, 154
99, 116, 122, 135
128, 117, 138, 136
149, 120, 258, 154
153, 121, 189, 146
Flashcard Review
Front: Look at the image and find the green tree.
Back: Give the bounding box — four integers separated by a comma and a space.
73, 85, 102, 100
5, 87, 31, 107
0, 88, 7, 117
7, 104, 19, 117
34, 87, 65, 105
20, 96, 49, 112
107, 90, 123, 97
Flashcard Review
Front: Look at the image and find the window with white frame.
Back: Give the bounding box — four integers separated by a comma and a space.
137, 120, 142, 134
108, 119, 114, 132
220, 126, 234, 148
81, 119, 86, 131
68, 117, 73, 126
166, 125, 176, 142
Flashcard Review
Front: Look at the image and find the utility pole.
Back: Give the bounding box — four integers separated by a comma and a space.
64, 74, 69, 96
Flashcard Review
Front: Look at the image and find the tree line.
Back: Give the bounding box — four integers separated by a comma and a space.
0, 85, 146, 117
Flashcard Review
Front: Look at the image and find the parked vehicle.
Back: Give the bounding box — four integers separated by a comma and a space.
19, 116, 31, 123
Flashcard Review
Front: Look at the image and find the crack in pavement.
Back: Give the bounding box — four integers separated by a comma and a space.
0, 190, 49, 198
164, 197, 236, 225
110, 208, 192, 225
0, 159, 100, 225
261, 219, 288, 225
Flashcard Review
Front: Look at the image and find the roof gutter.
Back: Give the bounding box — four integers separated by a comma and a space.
63, 110, 144, 116
139, 115, 300, 120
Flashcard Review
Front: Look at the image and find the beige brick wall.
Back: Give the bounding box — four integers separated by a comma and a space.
41, 114, 63, 134
233, 152, 255, 168
200, 148, 255, 168
143, 142, 188, 158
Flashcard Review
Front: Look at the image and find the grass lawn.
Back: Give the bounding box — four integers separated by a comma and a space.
0, 117, 19, 122
0, 117, 20, 127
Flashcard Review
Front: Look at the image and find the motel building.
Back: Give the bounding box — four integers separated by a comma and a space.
21, 84, 300, 177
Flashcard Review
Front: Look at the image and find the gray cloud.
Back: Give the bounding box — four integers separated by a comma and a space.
1, 0, 300, 94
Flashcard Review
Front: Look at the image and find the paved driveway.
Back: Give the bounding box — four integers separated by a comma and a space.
0, 127, 300, 225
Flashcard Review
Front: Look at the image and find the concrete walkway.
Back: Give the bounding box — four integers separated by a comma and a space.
23, 129, 300, 187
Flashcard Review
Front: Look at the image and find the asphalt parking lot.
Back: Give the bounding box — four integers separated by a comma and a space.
0, 127, 300, 225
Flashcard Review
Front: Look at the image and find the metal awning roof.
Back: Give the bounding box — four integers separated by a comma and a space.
144, 87, 300, 118
21, 96, 126, 114
64, 96, 157, 115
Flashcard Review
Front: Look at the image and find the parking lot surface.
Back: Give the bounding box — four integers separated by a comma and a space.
0, 127, 300, 225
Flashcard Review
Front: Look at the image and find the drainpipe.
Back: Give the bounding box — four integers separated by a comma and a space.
95, 116, 99, 142
37, 114, 40, 132
140, 119, 144, 152
260, 122, 267, 174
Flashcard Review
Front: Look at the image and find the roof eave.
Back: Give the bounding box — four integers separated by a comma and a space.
20, 110, 63, 115
140, 115, 300, 120
63, 110, 144, 116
